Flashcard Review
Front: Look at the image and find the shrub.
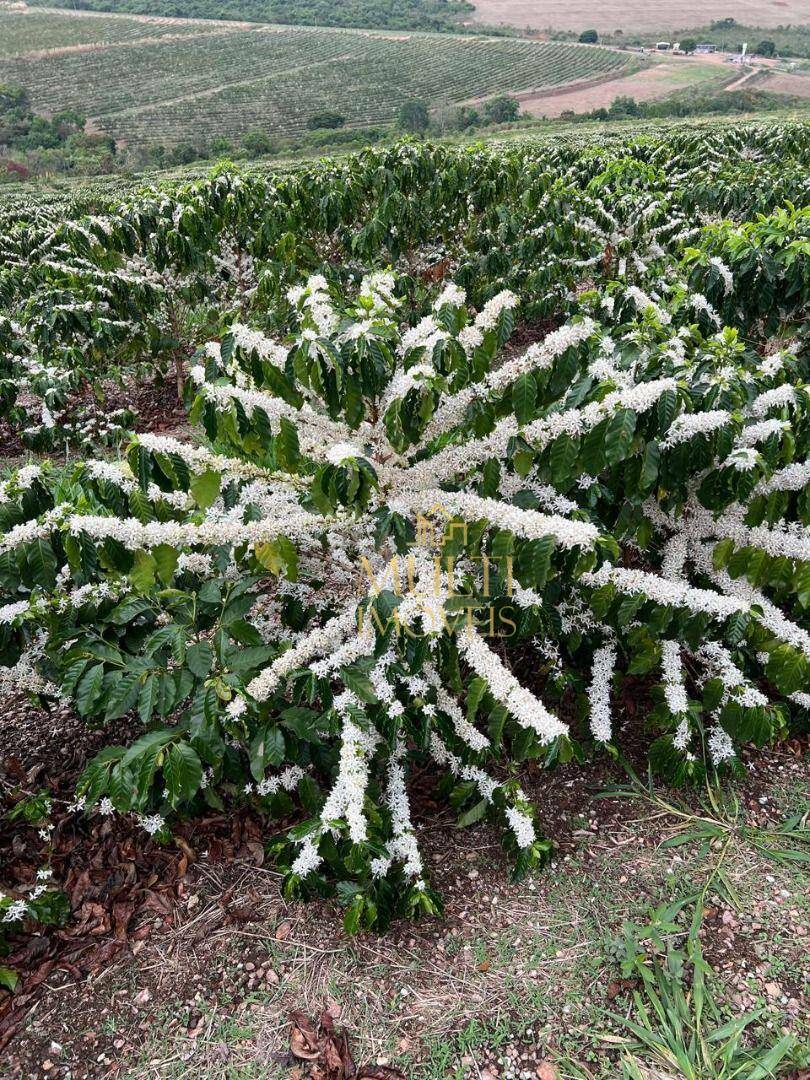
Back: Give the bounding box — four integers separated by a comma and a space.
396, 99, 429, 134
679, 39, 697, 54
0, 257, 807, 929
307, 112, 346, 130
578, 29, 598, 44
241, 130, 276, 156
482, 95, 520, 124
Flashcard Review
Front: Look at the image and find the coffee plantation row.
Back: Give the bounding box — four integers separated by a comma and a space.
0, 119, 808, 935
0, 8, 629, 148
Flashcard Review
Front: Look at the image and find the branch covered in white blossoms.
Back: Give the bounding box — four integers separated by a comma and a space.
0, 261, 806, 929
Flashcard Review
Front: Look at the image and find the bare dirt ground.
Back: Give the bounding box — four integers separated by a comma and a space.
760, 70, 810, 97
513, 58, 726, 118
468, 0, 810, 34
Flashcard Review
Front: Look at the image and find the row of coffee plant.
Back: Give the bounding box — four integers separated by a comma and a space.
1, 122, 807, 451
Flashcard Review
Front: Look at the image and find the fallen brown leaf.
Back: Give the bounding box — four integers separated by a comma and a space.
289, 1010, 320, 1062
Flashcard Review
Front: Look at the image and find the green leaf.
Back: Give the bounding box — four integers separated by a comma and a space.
343, 893, 364, 935
76, 662, 105, 717
639, 440, 660, 490
26, 538, 57, 589
130, 549, 157, 592
0, 966, 19, 991
457, 799, 488, 828
526, 535, 555, 588
657, 389, 678, 433
549, 434, 578, 483
604, 408, 636, 466
276, 418, 301, 472
153, 544, 179, 585
249, 724, 286, 781
163, 742, 202, 805
281, 707, 321, 741
108, 597, 152, 625
340, 666, 378, 704
766, 645, 807, 696
138, 674, 159, 724
104, 671, 141, 721
190, 470, 221, 510
465, 677, 488, 722
513, 372, 536, 424
187, 641, 213, 679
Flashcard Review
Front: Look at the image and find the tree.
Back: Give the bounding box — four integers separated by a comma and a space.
483, 95, 520, 124
210, 136, 232, 154
608, 95, 641, 117
578, 29, 598, 43
307, 112, 346, 130
169, 142, 199, 165
0, 84, 29, 112
241, 130, 276, 156
679, 39, 697, 54
755, 40, 776, 57
430, 104, 479, 134
397, 99, 429, 134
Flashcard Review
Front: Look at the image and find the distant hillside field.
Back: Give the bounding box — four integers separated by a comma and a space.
0, 7, 630, 147
25, 0, 477, 33
468, 0, 810, 34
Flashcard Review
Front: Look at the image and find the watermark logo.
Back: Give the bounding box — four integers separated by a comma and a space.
357, 503, 517, 637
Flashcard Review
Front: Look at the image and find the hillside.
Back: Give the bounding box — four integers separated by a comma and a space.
25, 0, 477, 33
0, 7, 630, 148
468, 0, 810, 34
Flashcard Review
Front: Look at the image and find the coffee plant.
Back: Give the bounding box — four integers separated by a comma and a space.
0, 121, 807, 929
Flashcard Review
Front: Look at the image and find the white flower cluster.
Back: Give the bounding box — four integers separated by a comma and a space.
749, 384, 797, 417
697, 641, 767, 709
587, 642, 616, 743
755, 459, 810, 497
398, 315, 448, 357
583, 565, 748, 621
230, 323, 288, 369
708, 726, 735, 765
661, 641, 689, 716
709, 257, 734, 295
400, 488, 597, 550
457, 630, 567, 745
421, 318, 596, 445
247, 608, 358, 702
660, 410, 731, 449
693, 547, 810, 659
291, 706, 378, 877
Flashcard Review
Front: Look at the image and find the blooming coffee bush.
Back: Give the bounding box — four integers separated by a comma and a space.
0, 267, 807, 929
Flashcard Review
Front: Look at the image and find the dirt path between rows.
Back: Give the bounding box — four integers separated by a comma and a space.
462, 59, 643, 109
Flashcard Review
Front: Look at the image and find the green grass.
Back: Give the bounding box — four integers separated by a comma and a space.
0, 9, 629, 147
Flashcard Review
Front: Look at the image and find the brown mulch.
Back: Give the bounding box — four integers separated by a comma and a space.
0, 698, 287, 1053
